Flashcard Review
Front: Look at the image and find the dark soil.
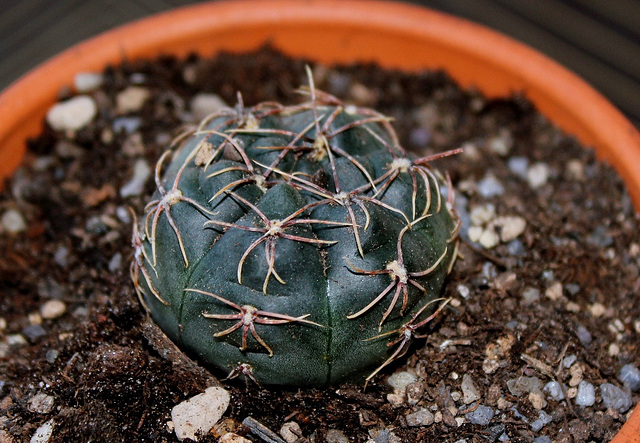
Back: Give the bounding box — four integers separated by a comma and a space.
1, 47, 638, 442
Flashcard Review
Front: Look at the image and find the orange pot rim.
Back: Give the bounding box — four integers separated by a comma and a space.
0, 1, 638, 440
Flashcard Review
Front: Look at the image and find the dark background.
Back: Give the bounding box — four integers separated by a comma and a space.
2, 0, 639, 127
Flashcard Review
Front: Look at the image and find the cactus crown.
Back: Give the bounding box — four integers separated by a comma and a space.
131, 69, 460, 386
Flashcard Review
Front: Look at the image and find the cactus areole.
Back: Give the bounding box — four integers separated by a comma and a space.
131, 73, 460, 387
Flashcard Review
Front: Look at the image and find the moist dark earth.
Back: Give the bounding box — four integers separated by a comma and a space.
0, 48, 639, 442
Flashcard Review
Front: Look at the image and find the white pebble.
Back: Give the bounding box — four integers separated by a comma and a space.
527, 163, 549, 189
171, 386, 230, 441
494, 216, 526, 242
191, 93, 227, 121
116, 86, 150, 114
530, 410, 553, 432
53, 247, 69, 267
618, 364, 640, 391
600, 383, 632, 412
469, 204, 495, 226
120, 159, 151, 197
479, 229, 500, 249
588, 303, 606, 317
46, 95, 97, 131
487, 132, 512, 156
30, 419, 55, 443
40, 300, 66, 319
508, 156, 529, 178
1, 209, 27, 234
543, 381, 565, 401
575, 381, 595, 407
108, 253, 123, 272
467, 226, 483, 243
73, 72, 104, 93
457, 284, 470, 299
563, 354, 577, 368
477, 175, 504, 197
387, 371, 417, 392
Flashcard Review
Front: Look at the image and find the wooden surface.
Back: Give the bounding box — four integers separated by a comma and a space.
1, 0, 639, 127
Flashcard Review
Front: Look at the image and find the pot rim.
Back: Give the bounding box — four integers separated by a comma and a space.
0, 1, 637, 439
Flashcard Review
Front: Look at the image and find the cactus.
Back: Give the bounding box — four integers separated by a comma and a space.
131, 70, 460, 387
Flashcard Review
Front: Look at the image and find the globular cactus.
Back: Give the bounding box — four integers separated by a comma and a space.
131, 70, 460, 387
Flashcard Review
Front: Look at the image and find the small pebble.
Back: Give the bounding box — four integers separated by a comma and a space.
575, 381, 595, 407
521, 287, 540, 305
588, 303, 606, 317
325, 429, 349, 443
22, 324, 46, 342
53, 247, 69, 267
73, 72, 104, 93
456, 284, 470, 299
6, 334, 28, 346
479, 229, 500, 249
30, 419, 55, 443
280, 421, 303, 443
543, 381, 565, 401
171, 386, 230, 441
191, 93, 227, 121
406, 381, 425, 405
545, 282, 563, 300
507, 239, 526, 255
1, 209, 27, 234
108, 253, 123, 272
120, 159, 151, 197
406, 408, 434, 427
530, 410, 553, 432
533, 437, 552, 443
575, 324, 592, 346
28, 393, 55, 414
465, 405, 494, 425
507, 156, 529, 178
46, 95, 97, 132
40, 300, 66, 319
45, 349, 59, 364
116, 86, 150, 114
469, 204, 495, 226
617, 364, 640, 391
493, 216, 526, 242
461, 374, 480, 404
487, 132, 512, 156
565, 159, 586, 181
477, 175, 504, 197
113, 116, 142, 134
563, 354, 577, 369
85, 216, 108, 235
600, 383, 632, 412
387, 371, 417, 392
527, 162, 549, 188
528, 392, 547, 410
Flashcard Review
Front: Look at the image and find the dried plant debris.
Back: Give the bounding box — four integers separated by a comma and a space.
0, 47, 638, 442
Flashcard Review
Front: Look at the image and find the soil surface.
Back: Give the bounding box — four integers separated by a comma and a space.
1, 47, 639, 442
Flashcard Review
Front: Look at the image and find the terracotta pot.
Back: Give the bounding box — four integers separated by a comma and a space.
0, 0, 638, 440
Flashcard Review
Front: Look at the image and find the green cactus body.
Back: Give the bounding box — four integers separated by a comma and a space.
131, 77, 460, 387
